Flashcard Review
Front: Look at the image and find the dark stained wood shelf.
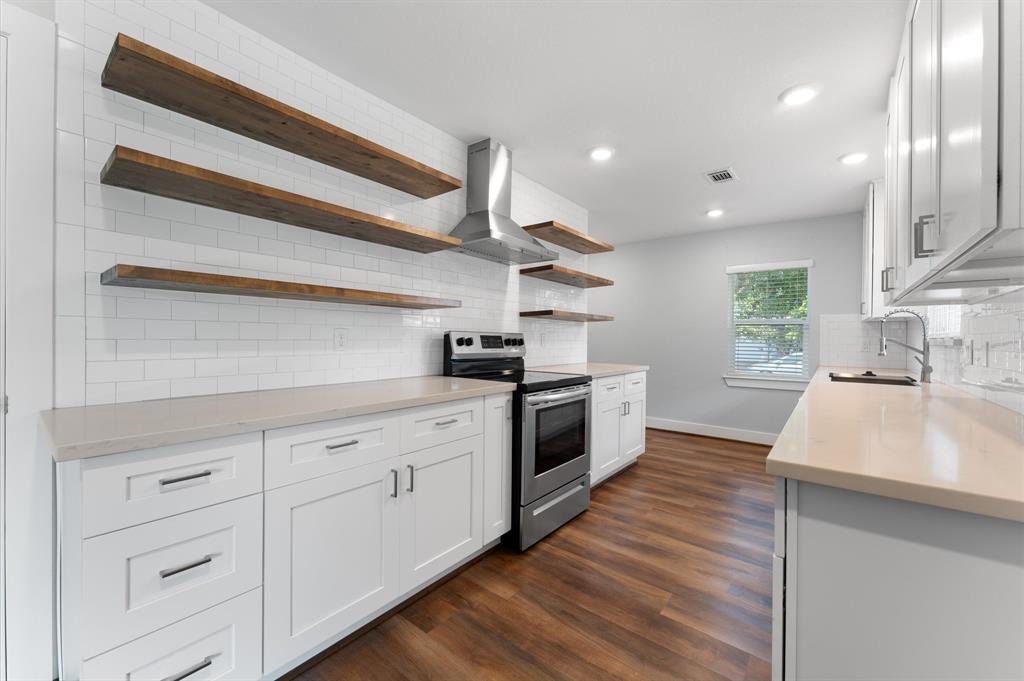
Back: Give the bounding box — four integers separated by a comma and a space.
520, 309, 614, 322
101, 265, 462, 310
101, 147, 461, 254
522, 221, 614, 254
101, 34, 461, 199
519, 264, 613, 289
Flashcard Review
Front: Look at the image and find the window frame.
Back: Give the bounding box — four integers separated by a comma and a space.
723, 260, 814, 391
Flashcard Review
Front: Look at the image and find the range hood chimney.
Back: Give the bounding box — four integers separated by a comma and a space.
449, 139, 559, 265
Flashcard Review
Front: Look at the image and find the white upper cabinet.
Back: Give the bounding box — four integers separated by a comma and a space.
936, 0, 1000, 259
881, 0, 1023, 304
907, 0, 941, 285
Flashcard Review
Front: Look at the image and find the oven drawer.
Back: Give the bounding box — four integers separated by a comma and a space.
265, 412, 400, 489
79, 588, 262, 680
79, 495, 262, 658
399, 398, 482, 453
624, 372, 646, 396
595, 375, 624, 401
80, 433, 263, 538
519, 475, 590, 550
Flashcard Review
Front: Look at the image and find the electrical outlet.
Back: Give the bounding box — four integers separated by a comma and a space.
540, 333, 548, 347
861, 338, 874, 352
333, 328, 348, 350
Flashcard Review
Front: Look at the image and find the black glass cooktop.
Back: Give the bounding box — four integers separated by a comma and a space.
468, 370, 590, 392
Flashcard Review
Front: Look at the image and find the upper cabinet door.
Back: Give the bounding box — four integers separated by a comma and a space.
907, 0, 941, 289
888, 32, 913, 303
937, 0, 1000, 259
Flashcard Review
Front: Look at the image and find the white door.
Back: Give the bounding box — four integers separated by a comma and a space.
936, 0, 1000, 262
906, 0, 941, 288
621, 395, 646, 461
482, 394, 512, 543
264, 459, 400, 673
399, 436, 483, 593
888, 32, 912, 303
592, 398, 623, 482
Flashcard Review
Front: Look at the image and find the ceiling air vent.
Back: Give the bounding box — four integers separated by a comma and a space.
705, 167, 737, 184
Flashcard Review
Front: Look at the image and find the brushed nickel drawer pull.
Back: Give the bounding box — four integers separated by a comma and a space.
407, 464, 415, 493
161, 655, 214, 681
159, 470, 213, 487
631, 380, 642, 385
159, 554, 213, 579
390, 469, 399, 498
326, 439, 359, 451
434, 418, 458, 427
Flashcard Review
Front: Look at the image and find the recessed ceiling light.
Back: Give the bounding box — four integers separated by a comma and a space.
838, 152, 868, 165
589, 146, 615, 162
778, 84, 819, 107
706, 209, 724, 218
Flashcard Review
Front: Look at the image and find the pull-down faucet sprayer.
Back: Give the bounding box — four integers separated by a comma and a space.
879, 308, 932, 383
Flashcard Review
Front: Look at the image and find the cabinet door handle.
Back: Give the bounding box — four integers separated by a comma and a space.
913, 214, 936, 258
626, 401, 631, 415
407, 464, 415, 493
159, 554, 213, 579
389, 468, 399, 498
434, 418, 458, 427
159, 470, 212, 487
326, 439, 359, 451
882, 266, 896, 292
161, 655, 214, 681
631, 379, 642, 385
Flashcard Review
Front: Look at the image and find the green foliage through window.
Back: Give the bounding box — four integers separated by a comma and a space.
731, 268, 808, 376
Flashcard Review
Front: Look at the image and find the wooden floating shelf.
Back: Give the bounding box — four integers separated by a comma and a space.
101, 147, 461, 254
101, 265, 462, 310
520, 309, 614, 322
519, 264, 613, 289
522, 221, 614, 254
102, 34, 461, 199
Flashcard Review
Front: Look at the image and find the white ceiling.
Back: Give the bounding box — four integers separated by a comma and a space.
208, 0, 907, 245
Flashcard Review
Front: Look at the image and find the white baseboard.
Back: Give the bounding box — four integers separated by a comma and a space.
646, 417, 778, 446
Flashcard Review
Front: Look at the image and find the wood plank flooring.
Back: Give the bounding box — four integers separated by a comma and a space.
296, 430, 774, 681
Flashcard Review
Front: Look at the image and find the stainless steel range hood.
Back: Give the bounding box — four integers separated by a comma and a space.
449, 139, 559, 265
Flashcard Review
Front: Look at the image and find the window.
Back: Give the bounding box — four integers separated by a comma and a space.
726, 261, 812, 381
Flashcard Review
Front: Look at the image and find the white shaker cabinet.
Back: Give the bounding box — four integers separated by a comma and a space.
592, 397, 624, 482
591, 371, 647, 485
400, 436, 484, 592
263, 459, 401, 672
935, 0, 1001, 261
860, 179, 891, 319
879, 0, 1022, 304
483, 394, 513, 543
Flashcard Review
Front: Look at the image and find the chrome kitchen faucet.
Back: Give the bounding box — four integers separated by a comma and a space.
878, 308, 932, 383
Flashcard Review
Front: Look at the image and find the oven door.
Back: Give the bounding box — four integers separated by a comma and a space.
521, 384, 591, 504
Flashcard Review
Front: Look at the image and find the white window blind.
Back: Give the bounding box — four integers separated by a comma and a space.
729, 266, 809, 377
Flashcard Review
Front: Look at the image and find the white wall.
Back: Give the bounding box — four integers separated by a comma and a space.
53, 0, 590, 408
588, 212, 862, 440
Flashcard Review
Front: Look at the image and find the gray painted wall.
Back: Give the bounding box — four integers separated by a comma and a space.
587, 212, 863, 437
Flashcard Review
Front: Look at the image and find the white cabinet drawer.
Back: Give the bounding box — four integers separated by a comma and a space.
80, 588, 262, 681
265, 412, 400, 489
80, 495, 262, 658
624, 372, 646, 396
399, 398, 482, 454
596, 375, 624, 401
80, 432, 262, 538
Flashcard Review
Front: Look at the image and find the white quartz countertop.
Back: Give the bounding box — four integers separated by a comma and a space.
41, 376, 514, 462
534, 362, 650, 378
766, 367, 1024, 522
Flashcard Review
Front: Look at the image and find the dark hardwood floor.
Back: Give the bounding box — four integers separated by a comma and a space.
296, 430, 775, 681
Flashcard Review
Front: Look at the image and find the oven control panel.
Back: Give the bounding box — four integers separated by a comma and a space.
445, 331, 525, 356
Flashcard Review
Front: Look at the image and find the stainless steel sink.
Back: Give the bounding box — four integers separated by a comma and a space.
829, 371, 918, 386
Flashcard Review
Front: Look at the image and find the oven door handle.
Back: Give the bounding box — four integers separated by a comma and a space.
525, 386, 591, 406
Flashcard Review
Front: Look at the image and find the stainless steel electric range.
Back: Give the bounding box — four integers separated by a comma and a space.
443, 331, 592, 550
